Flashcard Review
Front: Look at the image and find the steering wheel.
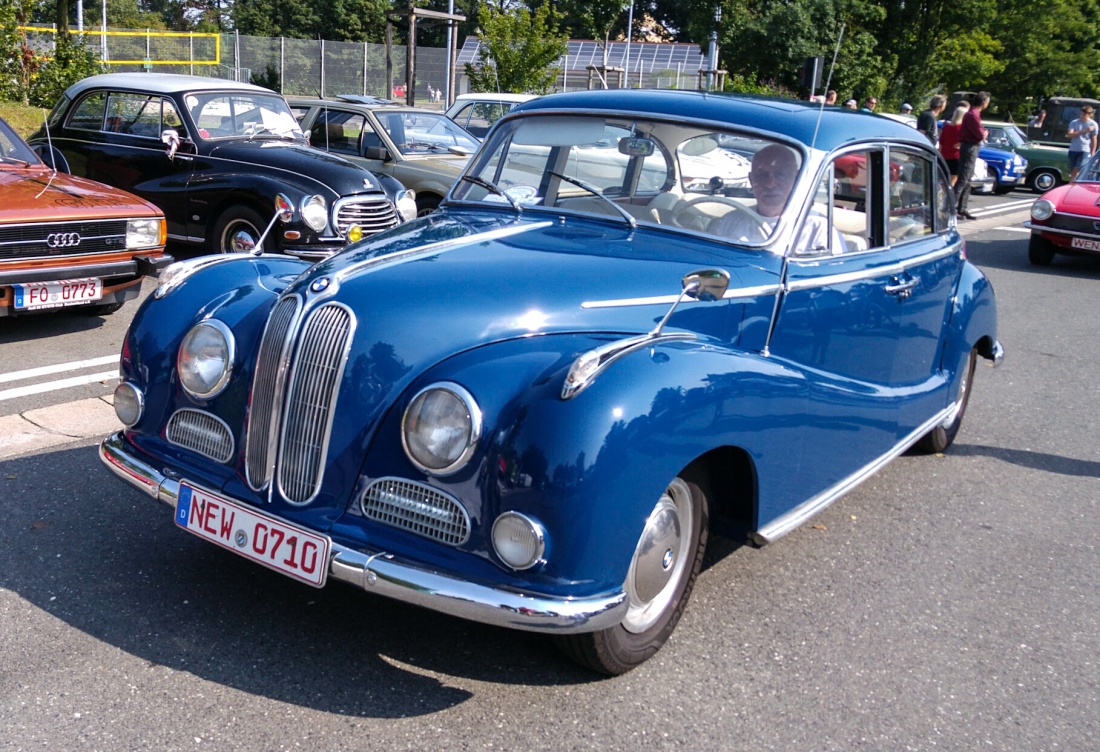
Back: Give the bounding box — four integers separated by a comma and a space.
672, 195, 766, 232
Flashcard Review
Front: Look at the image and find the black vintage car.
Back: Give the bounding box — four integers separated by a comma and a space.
30, 73, 417, 258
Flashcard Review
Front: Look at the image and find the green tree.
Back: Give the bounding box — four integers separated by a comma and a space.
558, 0, 631, 84
464, 2, 568, 94
233, 0, 388, 43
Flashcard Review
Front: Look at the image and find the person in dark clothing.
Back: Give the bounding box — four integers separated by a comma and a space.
917, 95, 947, 145
956, 91, 990, 220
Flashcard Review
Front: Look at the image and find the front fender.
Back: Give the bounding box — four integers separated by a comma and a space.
364, 334, 806, 596
945, 258, 998, 368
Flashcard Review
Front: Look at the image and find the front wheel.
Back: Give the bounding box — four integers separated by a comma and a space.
1028, 234, 1056, 266
211, 206, 268, 255
1029, 169, 1061, 193
555, 473, 709, 675
914, 349, 976, 454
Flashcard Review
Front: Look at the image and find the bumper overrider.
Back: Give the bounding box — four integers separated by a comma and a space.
100, 431, 628, 634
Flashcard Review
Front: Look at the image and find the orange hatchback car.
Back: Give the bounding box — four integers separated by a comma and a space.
1, 115, 169, 316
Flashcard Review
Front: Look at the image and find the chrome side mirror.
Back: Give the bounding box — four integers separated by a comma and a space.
252, 194, 295, 256
682, 269, 730, 301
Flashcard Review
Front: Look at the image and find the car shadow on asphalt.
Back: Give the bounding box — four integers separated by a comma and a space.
0, 306, 109, 343
948, 443, 1100, 477
1, 444, 748, 709
965, 235, 1100, 276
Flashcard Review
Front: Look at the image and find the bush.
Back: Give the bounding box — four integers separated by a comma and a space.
28, 35, 104, 108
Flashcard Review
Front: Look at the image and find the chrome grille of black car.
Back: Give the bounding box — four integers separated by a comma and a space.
245, 295, 301, 490
167, 409, 235, 464
276, 303, 354, 504
0, 219, 130, 260
333, 196, 398, 237
361, 478, 471, 546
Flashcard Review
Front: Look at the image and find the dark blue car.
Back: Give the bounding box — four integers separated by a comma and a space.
100, 91, 1002, 675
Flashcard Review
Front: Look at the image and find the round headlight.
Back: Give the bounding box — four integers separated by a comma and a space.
301, 195, 328, 231
396, 189, 418, 222
492, 512, 546, 570
1031, 199, 1055, 221
113, 381, 144, 427
401, 382, 481, 475
177, 319, 234, 399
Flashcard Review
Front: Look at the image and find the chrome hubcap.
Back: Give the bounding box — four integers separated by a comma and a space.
1035, 173, 1055, 191
622, 477, 693, 634
226, 223, 259, 254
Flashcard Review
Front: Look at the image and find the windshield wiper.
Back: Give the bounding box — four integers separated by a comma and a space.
459, 174, 522, 212
0, 155, 31, 167
548, 171, 636, 228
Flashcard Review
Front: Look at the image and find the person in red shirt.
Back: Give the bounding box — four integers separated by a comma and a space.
939, 102, 969, 187
955, 91, 990, 220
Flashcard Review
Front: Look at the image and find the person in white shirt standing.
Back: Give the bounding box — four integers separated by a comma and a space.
1066, 105, 1098, 182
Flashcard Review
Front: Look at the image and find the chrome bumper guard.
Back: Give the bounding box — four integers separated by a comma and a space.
100, 431, 627, 635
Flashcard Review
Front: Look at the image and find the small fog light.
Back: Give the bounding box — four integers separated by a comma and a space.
346, 223, 363, 243
113, 382, 144, 427
492, 512, 545, 570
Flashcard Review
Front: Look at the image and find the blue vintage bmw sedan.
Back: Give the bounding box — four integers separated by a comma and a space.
101, 90, 1002, 675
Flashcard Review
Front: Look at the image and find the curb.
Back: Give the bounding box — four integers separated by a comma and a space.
0, 396, 117, 461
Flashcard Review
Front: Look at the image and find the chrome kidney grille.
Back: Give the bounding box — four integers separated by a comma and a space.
361, 478, 471, 546
167, 409, 235, 463
245, 296, 355, 505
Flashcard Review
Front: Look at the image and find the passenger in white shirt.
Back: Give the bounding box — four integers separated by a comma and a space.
710, 144, 846, 255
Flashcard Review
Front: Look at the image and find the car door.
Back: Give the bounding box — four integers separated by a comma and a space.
80, 91, 193, 241
766, 146, 902, 495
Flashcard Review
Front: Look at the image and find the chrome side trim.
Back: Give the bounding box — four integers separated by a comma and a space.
785, 245, 958, 293
581, 284, 782, 309
753, 405, 955, 544
99, 432, 627, 635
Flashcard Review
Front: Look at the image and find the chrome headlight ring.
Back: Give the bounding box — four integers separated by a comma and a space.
301, 194, 328, 231
401, 382, 482, 476
1031, 199, 1055, 222
177, 319, 235, 399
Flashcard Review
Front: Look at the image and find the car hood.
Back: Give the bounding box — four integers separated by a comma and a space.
1050, 181, 1100, 211
288, 210, 777, 382
0, 166, 162, 223
205, 139, 386, 194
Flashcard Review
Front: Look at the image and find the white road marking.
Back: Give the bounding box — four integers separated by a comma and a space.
0, 355, 118, 385
996, 226, 1032, 234
0, 370, 119, 402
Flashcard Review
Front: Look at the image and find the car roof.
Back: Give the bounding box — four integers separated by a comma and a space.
65, 73, 274, 98
286, 97, 431, 115
511, 90, 930, 152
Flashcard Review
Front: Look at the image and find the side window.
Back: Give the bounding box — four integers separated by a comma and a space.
888, 149, 933, 242
822, 149, 877, 253
315, 111, 364, 156
68, 92, 107, 131
105, 93, 164, 138
934, 162, 953, 231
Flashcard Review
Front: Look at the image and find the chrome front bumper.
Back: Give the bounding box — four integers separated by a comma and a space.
100, 431, 627, 635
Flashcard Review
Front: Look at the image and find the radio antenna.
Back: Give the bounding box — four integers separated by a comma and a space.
811, 23, 845, 150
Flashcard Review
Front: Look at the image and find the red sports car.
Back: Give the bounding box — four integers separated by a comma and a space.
1027, 153, 1100, 265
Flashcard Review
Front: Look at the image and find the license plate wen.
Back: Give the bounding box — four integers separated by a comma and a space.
176, 483, 331, 587
13, 278, 102, 310
1071, 237, 1100, 252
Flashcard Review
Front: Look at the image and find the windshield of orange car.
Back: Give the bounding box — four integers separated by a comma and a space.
0, 118, 42, 166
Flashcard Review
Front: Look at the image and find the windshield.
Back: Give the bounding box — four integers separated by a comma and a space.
0, 117, 41, 166
375, 111, 479, 155
1078, 153, 1100, 182
452, 114, 799, 244
987, 125, 1026, 149
185, 92, 304, 141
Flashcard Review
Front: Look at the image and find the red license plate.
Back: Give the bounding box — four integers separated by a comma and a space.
176, 482, 331, 587
13, 278, 102, 310
1071, 237, 1100, 252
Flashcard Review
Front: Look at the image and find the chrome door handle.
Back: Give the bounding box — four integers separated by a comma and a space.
885, 276, 919, 299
